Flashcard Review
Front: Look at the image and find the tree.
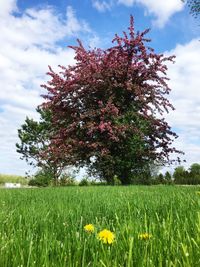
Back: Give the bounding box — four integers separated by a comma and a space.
157, 173, 165, 184
173, 166, 187, 184
189, 163, 200, 175
188, 163, 200, 184
164, 171, 172, 184
16, 107, 67, 183
182, 0, 200, 18
41, 16, 182, 184
173, 164, 200, 185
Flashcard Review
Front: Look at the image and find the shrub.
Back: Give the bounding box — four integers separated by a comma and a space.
79, 178, 90, 186
58, 174, 76, 186
151, 173, 166, 185
113, 175, 122, 185
28, 176, 50, 187
28, 169, 52, 187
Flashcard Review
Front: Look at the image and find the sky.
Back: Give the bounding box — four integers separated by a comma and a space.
0, 0, 200, 176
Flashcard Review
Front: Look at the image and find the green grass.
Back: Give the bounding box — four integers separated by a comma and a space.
0, 186, 200, 266
0, 174, 28, 185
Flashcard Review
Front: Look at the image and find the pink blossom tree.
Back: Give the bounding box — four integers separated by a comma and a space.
41, 16, 182, 184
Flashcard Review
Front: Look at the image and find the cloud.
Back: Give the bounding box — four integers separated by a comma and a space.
92, 0, 112, 12
118, 0, 185, 27
136, 0, 184, 27
65, 6, 90, 35
1, 5, 90, 50
0, 1, 95, 175
0, 0, 17, 17
92, 0, 185, 27
164, 38, 200, 168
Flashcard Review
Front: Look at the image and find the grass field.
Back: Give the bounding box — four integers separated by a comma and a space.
0, 174, 27, 185
0, 186, 200, 267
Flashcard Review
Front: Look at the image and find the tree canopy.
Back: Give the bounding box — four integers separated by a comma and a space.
183, 0, 200, 18
16, 107, 66, 181
29, 16, 182, 184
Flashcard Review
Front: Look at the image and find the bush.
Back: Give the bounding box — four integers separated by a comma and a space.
131, 172, 152, 185
58, 174, 76, 186
152, 173, 173, 185
28, 176, 50, 187
79, 178, 90, 186
28, 169, 52, 187
113, 175, 122, 185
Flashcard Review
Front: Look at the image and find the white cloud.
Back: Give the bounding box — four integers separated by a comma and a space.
65, 6, 90, 35
118, 0, 134, 6
88, 34, 101, 48
95, 0, 185, 27
165, 38, 200, 168
118, 0, 184, 27
0, 1, 95, 175
0, 0, 17, 17
0, 5, 90, 50
92, 0, 112, 12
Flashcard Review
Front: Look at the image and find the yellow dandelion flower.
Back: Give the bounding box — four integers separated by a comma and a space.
138, 233, 152, 240
84, 224, 95, 233
98, 229, 115, 244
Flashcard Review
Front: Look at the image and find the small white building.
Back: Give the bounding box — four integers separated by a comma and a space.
5, 183, 21, 188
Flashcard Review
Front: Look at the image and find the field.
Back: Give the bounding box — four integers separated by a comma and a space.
0, 186, 200, 267
0, 174, 27, 186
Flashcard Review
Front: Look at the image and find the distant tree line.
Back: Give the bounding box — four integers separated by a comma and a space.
26, 162, 200, 187
152, 163, 200, 185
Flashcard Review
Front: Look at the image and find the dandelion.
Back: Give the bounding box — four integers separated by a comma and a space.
98, 229, 115, 244
84, 224, 95, 233
196, 191, 200, 195
138, 233, 152, 240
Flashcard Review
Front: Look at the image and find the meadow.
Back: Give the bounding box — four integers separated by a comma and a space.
0, 186, 200, 267
0, 174, 27, 186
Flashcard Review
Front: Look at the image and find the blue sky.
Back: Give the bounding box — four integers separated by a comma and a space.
0, 0, 200, 176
